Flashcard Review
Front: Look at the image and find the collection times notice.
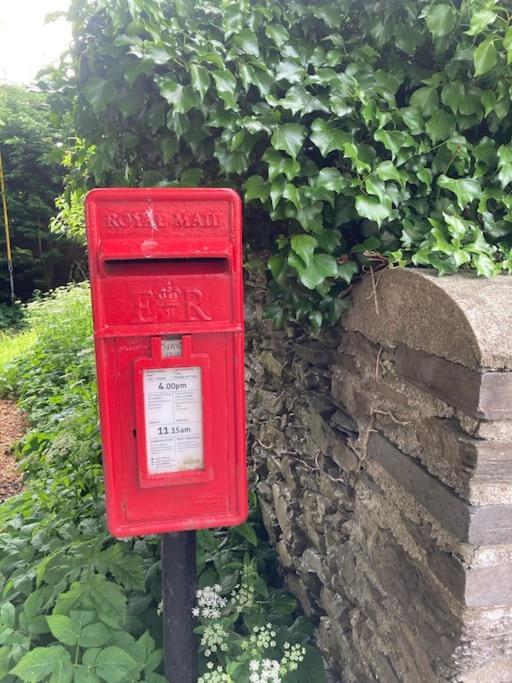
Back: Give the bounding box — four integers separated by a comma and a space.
143, 366, 204, 474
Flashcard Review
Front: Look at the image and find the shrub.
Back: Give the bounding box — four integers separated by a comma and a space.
43, 0, 512, 328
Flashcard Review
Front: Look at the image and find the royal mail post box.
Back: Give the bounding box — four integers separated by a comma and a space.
85, 188, 247, 537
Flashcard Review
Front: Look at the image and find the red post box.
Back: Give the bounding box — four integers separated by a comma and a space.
85, 188, 247, 537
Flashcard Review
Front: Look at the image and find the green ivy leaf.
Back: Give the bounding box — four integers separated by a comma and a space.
409, 86, 439, 116
466, 9, 497, 36
233, 29, 259, 57
310, 119, 350, 156
244, 175, 270, 202
159, 81, 198, 113
263, 149, 301, 182
265, 24, 289, 48
82, 78, 114, 114
316, 167, 348, 192
190, 64, 210, 99
425, 109, 456, 144
426, 4, 456, 38
212, 70, 238, 109
291, 234, 317, 267
271, 124, 306, 159
355, 194, 393, 226
474, 39, 497, 76
275, 59, 304, 83
437, 175, 481, 209
289, 252, 338, 289
441, 81, 464, 114
375, 161, 404, 185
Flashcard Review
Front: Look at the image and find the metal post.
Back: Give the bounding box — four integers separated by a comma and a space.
161, 531, 198, 683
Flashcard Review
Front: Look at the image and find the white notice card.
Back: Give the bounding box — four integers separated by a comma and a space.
143, 366, 204, 474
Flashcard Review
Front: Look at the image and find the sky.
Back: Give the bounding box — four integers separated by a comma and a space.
0, 0, 72, 85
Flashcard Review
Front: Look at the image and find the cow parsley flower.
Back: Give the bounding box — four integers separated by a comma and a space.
280, 642, 306, 674
193, 584, 227, 619
198, 665, 232, 682
248, 658, 281, 683
201, 622, 229, 656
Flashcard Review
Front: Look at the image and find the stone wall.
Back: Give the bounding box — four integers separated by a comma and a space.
246, 267, 512, 682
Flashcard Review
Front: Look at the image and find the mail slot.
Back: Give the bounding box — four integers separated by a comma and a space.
85, 188, 247, 536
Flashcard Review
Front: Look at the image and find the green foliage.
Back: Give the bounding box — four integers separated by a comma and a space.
43, 0, 512, 328
0, 285, 324, 681
0, 85, 83, 304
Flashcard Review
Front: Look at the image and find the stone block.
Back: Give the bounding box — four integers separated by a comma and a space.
397, 345, 512, 420
368, 431, 512, 545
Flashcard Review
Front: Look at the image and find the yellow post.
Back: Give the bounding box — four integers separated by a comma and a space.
0, 151, 15, 301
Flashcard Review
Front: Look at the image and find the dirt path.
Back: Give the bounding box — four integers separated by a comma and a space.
0, 399, 25, 501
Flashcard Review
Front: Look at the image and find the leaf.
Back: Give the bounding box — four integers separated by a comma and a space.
159, 81, 198, 113
441, 81, 464, 115
275, 59, 304, 83
289, 252, 338, 289
88, 575, 127, 629
80, 623, 113, 648
409, 86, 438, 116
437, 175, 481, 209
316, 167, 347, 192
212, 70, 238, 109
190, 64, 210, 99
46, 614, 78, 646
98, 544, 145, 590
271, 124, 306, 159
291, 234, 317, 268
244, 175, 270, 203
426, 4, 456, 38
82, 78, 114, 114
263, 149, 301, 182
235, 522, 258, 546
355, 194, 393, 227
474, 39, 497, 76
11, 646, 71, 683
74, 666, 101, 683
425, 109, 456, 144
466, 9, 497, 36
375, 161, 404, 185
95, 647, 139, 683
504, 28, 512, 64
233, 29, 259, 57
310, 119, 351, 156
265, 24, 289, 47
283, 183, 301, 209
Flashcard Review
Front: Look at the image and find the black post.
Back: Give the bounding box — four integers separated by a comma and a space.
161, 531, 198, 683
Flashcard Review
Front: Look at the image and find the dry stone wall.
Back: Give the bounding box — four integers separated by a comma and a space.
246, 267, 512, 682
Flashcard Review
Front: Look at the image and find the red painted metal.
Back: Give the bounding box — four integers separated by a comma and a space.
85, 188, 247, 537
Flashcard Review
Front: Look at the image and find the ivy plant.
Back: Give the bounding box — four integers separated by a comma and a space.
44, 0, 512, 327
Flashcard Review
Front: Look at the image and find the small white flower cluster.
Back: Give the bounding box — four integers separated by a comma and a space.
241, 623, 277, 652
198, 665, 232, 682
193, 584, 227, 620
249, 658, 281, 683
279, 642, 306, 674
231, 578, 255, 610
201, 622, 229, 657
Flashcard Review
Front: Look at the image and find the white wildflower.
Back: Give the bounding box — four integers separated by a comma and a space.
198, 665, 232, 682
201, 622, 229, 655
194, 584, 227, 620
248, 658, 281, 683
280, 642, 306, 674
